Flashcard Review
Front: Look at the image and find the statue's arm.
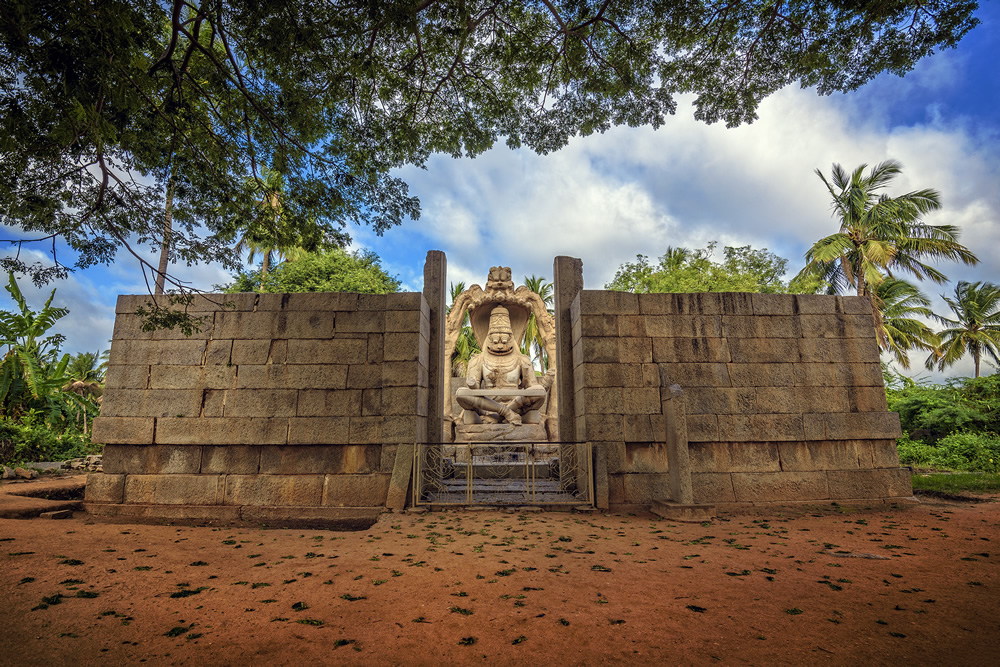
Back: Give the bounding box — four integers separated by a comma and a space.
466, 354, 482, 389
520, 356, 539, 388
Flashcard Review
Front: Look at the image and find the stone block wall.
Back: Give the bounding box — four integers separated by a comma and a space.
86, 291, 429, 526
571, 290, 908, 508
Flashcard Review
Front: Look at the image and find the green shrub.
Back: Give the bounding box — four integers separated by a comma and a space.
932, 431, 1000, 473
896, 434, 939, 468
0, 416, 99, 466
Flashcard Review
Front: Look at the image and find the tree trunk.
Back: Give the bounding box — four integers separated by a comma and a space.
154, 174, 175, 295
261, 251, 270, 278
975, 349, 981, 378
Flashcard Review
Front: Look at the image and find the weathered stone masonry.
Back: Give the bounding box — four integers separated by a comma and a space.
568, 290, 909, 508
85, 291, 430, 526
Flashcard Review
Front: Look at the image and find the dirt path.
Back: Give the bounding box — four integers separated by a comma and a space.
1, 496, 998, 666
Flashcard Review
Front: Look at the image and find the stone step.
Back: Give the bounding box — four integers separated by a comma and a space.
650, 499, 716, 523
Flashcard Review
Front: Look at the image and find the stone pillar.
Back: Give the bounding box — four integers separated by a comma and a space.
553, 256, 583, 444
423, 250, 447, 444
661, 382, 693, 504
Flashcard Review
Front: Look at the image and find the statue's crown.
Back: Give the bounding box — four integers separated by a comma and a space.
488, 305, 513, 334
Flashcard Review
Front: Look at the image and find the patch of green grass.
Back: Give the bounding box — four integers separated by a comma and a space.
911, 472, 1000, 495
449, 606, 473, 615
76, 590, 99, 599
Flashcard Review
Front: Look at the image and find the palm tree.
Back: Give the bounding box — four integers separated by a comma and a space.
873, 278, 939, 369
521, 275, 553, 371
926, 281, 1000, 378
447, 282, 479, 377
800, 160, 977, 298
798, 160, 978, 344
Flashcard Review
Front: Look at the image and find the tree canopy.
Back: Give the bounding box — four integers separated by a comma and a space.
606, 243, 821, 294
223, 248, 400, 294
1, 1, 980, 289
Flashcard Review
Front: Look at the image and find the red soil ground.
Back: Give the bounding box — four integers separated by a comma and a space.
1, 489, 998, 666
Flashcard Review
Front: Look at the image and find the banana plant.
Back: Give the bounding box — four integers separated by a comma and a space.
0, 273, 94, 425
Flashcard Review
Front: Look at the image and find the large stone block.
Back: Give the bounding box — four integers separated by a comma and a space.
585, 414, 624, 441
681, 387, 756, 415
91, 417, 155, 445
347, 364, 382, 389
795, 363, 884, 387
113, 313, 213, 341
382, 415, 427, 443
617, 316, 648, 338
256, 291, 359, 311
754, 386, 849, 414
798, 338, 880, 364
384, 292, 423, 311
795, 294, 839, 315
731, 471, 830, 502
201, 446, 260, 474
845, 386, 889, 412
581, 337, 621, 363
645, 315, 722, 338
236, 365, 348, 390
384, 309, 422, 333
223, 474, 324, 506
578, 290, 639, 315
579, 363, 624, 388
336, 310, 385, 333
104, 365, 150, 390
223, 389, 298, 417
623, 415, 654, 444
659, 363, 732, 387
149, 365, 236, 390
827, 468, 912, 499
349, 416, 383, 443
84, 473, 125, 503
638, 292, 723, 315
799, 314, 875, 339
116, 293, 256, 314
839, 296, 873, 315
382, 386, 428, 416
288, 417, 351, 444
297, 389, 362, 417
722, 315, 800, 339
689, 442, 781, 473
579, 315, 620, 337
621, 473, 672, 504
718, 414, 804, 441
155, 417, 289, 445
101, 389, 203, 418
102, 444, 202, 474
323, 473, 392, 507
214, 311, 279, 339
717, 293, 755, 315
124, 474, 224, 505
691, 472, 736, 503
727, 363, 798, 388
603, 441, 629, 474
871, 439, 901, 468
751, 293, 797, 316
776, 440, 872, 472
231, 340, 270, 365
819, 412, 903, 440
622, 387, 660, 414
108, 339, 207, 366
625, 441, 670, 473
286, 338, 368, 365
384, 332, 424, 363
619, 337, 653, 363
581, 388, 624, 414
686, 414, 720, 442
727, 338, 800, 364
260, 444, 380, 475
651, 337, 731, 363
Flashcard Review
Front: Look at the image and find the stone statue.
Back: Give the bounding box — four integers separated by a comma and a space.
455, 305, 547, 425
443, 266, 558, 442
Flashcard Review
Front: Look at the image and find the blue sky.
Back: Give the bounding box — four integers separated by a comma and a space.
3, 5, 999, 381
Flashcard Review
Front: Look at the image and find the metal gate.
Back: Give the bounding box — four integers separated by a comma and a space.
412, 442, 593, 506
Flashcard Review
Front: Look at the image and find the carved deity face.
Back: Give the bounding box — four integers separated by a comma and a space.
485, 306, 515, 356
